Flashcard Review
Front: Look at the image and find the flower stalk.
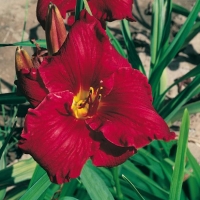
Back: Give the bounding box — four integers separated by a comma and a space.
75, 0, 84, 20
112, 167, 124, 200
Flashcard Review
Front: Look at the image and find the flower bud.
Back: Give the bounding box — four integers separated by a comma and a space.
15, 47, 34, 71
46, 3, 67, 55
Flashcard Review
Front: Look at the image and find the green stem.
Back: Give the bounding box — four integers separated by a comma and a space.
75, 0, 84, 20
112, 167, 123, 200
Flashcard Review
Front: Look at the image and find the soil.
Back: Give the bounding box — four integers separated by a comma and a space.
0, 0, 200, 163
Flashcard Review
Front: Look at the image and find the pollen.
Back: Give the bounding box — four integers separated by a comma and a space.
71, 86, 103, 119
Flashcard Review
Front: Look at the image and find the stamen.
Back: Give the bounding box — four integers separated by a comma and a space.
98, 94, 102, 101
89, 87, 94, 95
71, 84, 103, 119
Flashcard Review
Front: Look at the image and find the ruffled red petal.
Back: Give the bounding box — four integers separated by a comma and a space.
86, 68, 175, 149
19, 91, 97, 184
90, 132, 136, 167
37, 0, 135, 29
88, 0, 135, 22
39, 11, 131, 95
16, 68, 48, 107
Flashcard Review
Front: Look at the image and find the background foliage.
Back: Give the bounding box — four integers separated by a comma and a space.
0, 0, 200, 199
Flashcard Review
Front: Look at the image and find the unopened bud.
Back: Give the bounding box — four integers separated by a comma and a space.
15, 47, 34, 71
46, 3, 67, 55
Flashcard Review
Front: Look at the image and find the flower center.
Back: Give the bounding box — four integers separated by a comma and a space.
71, 86, 103, 119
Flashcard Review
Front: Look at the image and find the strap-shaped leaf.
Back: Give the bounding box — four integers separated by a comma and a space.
0, 40, 47, 48
106, 27, 126, 58
0, 93, 26, 104
19, 173, 51, 200
80, 164, 114, 200
169, 109, 189, 200
121, 20, 146, 75
187, 149, 200, 187
149, 0, 200, 95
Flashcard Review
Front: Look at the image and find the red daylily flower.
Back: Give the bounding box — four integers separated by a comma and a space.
37, 0, 135, 29
19, 11, 175, 184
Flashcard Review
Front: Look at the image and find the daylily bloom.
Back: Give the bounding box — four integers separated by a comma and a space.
37, 0, 135, 29
19, 11, 175, 184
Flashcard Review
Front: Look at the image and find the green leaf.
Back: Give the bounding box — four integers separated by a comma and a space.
19, 173, 51, 200
75, 0, 84, 20
187, 149, 200, 187
28, 165, 46, 189
106, 27, 126, 58
160, 75, 200, 123
59, 198, 78, 200
80, 164, 114, 200
172, 3, 190, 16
0, 93, 27, 104
123, 160, 169, 199
0, 40, 47, 48
150, 0, 166, 66
121, 20, 146, 75
159, 68, 168, 95
0, 158, 36, 189
172, 3, 200, 21
154, 64, 200, 109
59, 179, 78, 198
169, 109, 190, 200
170, 101, 200, 123
0, 119, 17, 159
0, 139, 6, 200
149, 0, 200, 95
122, 175, 145, 200
181, 21, 200, 49
43, 184, 60, 200
150, 0, 172, 77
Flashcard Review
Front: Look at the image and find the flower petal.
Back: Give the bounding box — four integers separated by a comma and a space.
37, 0, 76, 29
16, 68, 48, 107
39, 11, 131, 95
88, 0, 135, 22
86, 68, 175, 149
90, 132, 135, 167
37, 0, 134, 29
19, 91, 96, 184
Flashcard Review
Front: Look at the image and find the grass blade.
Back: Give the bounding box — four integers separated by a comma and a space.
154, 64, 200, 108
106, 27, 126, 57
169, 109, 190, 200
75, 0, 84, 20
28, 165, 46, 189
0, 93, 27, 104
187, 149, 200, 187
0, 119, 17, 159
0, 40, 47, 48
149, 0, 200, 93
170, 101, 200, 123
19, 173, 51, 200
122, 175, 145, 200
121, 20, 146, 75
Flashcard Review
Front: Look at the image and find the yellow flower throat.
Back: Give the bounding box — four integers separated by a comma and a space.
71, 86, 103, 119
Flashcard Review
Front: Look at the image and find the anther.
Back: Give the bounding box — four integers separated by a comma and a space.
98, 94, 102, 101
89, 87, 94, 95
